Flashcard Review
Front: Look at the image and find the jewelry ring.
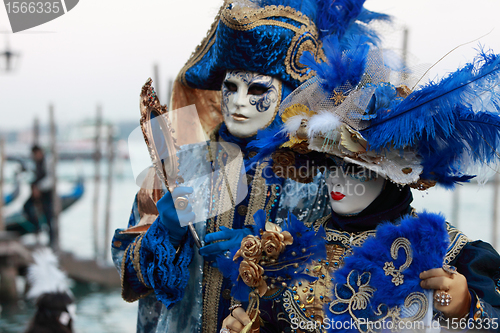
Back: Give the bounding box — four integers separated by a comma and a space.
174, 196, 189, 210
434, 291, 452, 306
229, 303, 243, 315
442, 264, 457, 275
220, 328, 231, 333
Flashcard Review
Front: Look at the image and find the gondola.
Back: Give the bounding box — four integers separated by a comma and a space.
5, 177, 84, 235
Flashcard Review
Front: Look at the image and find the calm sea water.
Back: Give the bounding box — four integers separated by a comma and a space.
1, 158, 498, 333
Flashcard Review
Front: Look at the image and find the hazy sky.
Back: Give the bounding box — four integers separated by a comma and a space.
1, 0, 500, 132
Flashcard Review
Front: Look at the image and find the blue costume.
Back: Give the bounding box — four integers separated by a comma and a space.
231, 19, 500, 330
250, 187, 500, 332
111, 1, 388, 332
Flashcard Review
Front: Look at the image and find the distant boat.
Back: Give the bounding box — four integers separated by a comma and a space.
3, 157, 26, 206
5, 178, 85, 235
3, 172, 20, 206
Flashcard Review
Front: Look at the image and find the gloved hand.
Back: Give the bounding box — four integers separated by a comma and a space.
199, 226, 252, 262
156, 186, 195, 247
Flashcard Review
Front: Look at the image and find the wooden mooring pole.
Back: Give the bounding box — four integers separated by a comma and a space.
0, 136, 4, 232
0, 135, 31, 302
102, 125, 114, 262
49, 104, 61, 252
167, 77, 173, 107
154, 64, 161, 102
92, 106, 102, 261
33, 117, 40, 146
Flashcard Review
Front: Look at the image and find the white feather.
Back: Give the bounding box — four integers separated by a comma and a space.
308, 111, 341, 138
26, 248, 71, 300
281, 115, 306, 135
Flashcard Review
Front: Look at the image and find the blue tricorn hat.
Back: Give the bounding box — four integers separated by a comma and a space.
178, 1, 326, 92
172, 0, 388, 135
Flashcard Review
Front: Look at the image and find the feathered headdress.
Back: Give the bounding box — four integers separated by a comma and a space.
172, 0, 389, 135
26, 248, 72, 300
252, 35, 500, 189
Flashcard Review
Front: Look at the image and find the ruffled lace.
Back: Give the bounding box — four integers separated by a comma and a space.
140, 218, 194, 308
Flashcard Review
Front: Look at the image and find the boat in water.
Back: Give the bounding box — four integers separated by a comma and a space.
5, 177, 85, 235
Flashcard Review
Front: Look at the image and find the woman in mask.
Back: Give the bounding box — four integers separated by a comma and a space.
220, 32, 500, 332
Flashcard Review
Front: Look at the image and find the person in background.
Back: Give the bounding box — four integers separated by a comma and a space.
25, 248, 76, 333
23, 145, 54, 246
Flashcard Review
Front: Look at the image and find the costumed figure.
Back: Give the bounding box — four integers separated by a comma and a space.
25, 248, 75, 333
217, 23, 500, 332
111, 1, 389, 332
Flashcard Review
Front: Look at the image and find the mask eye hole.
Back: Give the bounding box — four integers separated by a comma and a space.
224, 81, 237, 92
248, 84, 269, 96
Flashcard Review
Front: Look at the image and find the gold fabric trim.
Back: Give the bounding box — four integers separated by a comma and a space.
133, 234, 147, 287
329, 270, 428, 333
121, 241, 153, 303
444, 223, 472, 264
222, 5, 324, 83
308, 213, 331, 231
282, 289, 322, 333
263, 183, 277, 218
221, 5, 314, 29
285, 25, 325, 82
203, 136, 243, 333
286, 245, 341, 328
202, 263, 224, 333
324, 227, 377, 248
244, 162, 269, 225
383, 237, 413, 286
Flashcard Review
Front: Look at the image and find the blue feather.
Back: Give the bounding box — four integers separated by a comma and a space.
251, 0, 389, 44
363, 50, 500, 150
315, 1, 390, 41
301, 34, 371, 93
315, 0, 364, 38
361, 50, 500, 187
418, 108, 500, 187
246, 118, 288, 167
339, 8, 390, 48
328, 212, 449, 332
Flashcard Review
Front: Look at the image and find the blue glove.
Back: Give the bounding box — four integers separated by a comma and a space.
156, 186, 195, 247
199, 226, 252, 262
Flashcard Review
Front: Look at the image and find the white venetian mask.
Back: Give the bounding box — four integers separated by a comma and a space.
325, 163, 385, 215
222, 70, 281, 138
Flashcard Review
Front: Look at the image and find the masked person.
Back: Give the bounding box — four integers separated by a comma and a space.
221, 32, 500, 332
25, 248, 76, 333
111, 1, 389, 332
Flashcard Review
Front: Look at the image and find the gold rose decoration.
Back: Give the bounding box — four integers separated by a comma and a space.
233, 223, 293, 297
217, 210, 326, 303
